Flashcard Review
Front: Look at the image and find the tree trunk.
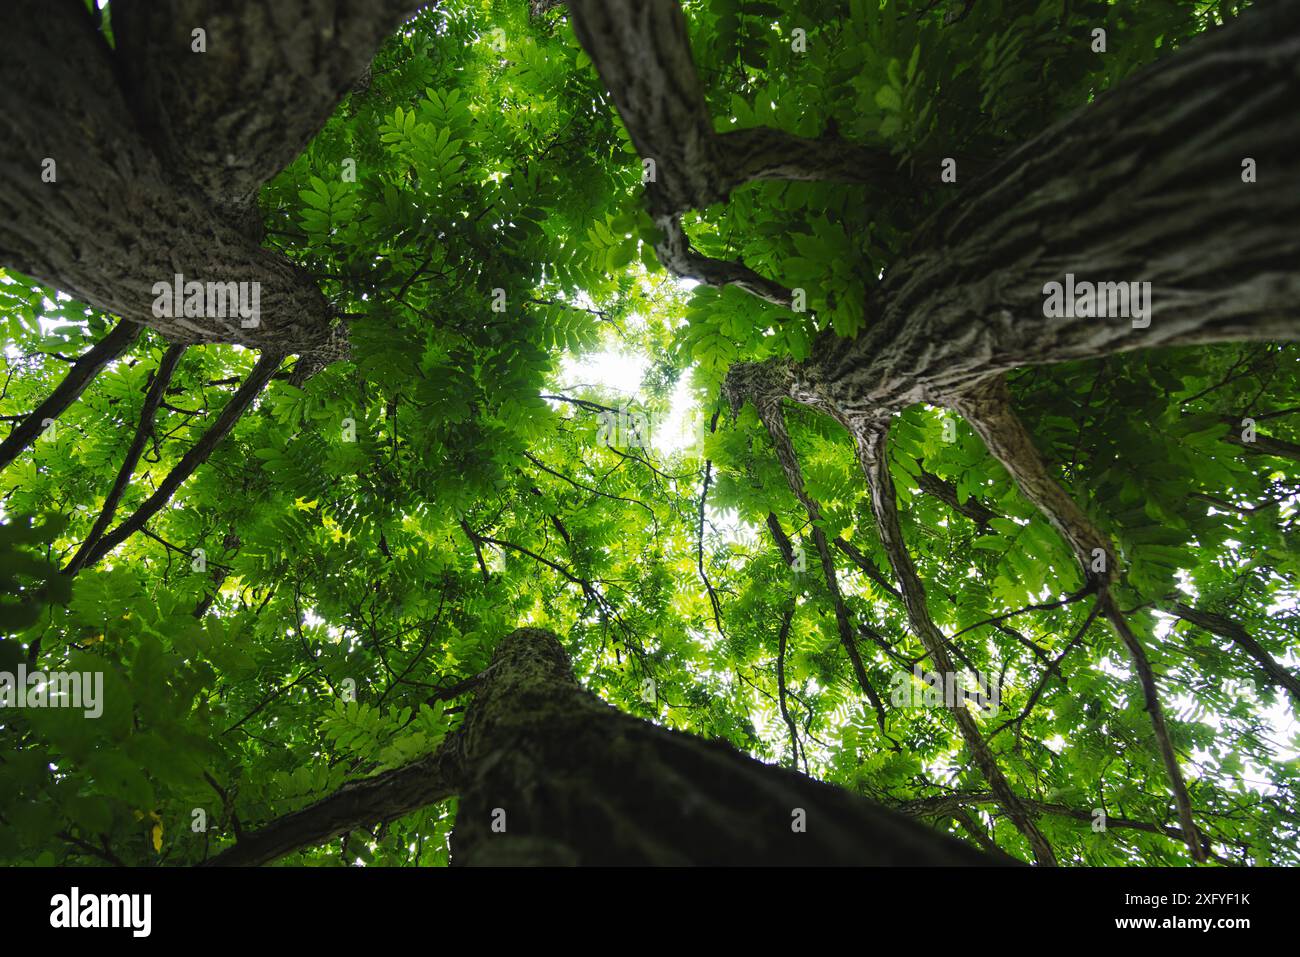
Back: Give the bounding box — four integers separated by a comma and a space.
793, 0, 1300, 416
210, 628, 1001, 865
448, 629, 997, 865
0, 0, 417, 354
573, 0, 1300, 423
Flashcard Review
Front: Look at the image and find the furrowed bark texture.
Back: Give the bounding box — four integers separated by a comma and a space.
722, 1, 1300, 419
567, 0, 896, 306
207, 628, 1000, 865
113, 0, 420, 216
575, 2, 1300, 420
449, 629, 999, 865
0, 0, 418, 351
566, 0, 899, 217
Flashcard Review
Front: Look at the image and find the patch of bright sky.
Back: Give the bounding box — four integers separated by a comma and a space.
548, 278, 701, 455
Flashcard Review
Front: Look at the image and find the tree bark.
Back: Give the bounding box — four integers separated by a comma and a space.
567, 0, 894, 308
716, 1, 1300, 419
204, 748, 461, 867
211, 628, 1002, 865
450, 628, 997, 865
112, 0, 420, 217
0, 0, 418, 353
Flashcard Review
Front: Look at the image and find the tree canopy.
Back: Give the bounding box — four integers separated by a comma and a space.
0, 0, 1296, 867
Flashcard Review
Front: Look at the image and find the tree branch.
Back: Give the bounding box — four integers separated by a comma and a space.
1166, 601, 1300, 707
567, 0, 900, 217
1220, 418, 1300, 463
916, 464, 995, 527
204, 744, 459, 866
1100, 593, 1205, 862
952, 377, 1114, 576
78, 351, 284, 569
0, 318, 139, 472
654, 216, 795, 306
728, 2, 1300, 422
696, 408, 726, 638
900, 790, 1226, 863
951, 377, 1205, 862
63, 344, 188, 575
774, 606, 805, 773
567, 0, 901, 301
755, 400, 890, 734
856, 422, 1058, 865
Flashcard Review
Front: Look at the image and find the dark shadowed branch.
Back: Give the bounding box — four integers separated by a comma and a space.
0, 318, 138, 472
856, 423, 1058, 866
78, 351, 284, 570
63, 343, 188, 576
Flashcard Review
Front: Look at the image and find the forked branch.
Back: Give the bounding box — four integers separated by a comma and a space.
949, 376, 1205, 862
856, 424, 1058, 866
755, 399, 889, 733
76, 351, 284, 570
63, 344, 188, 576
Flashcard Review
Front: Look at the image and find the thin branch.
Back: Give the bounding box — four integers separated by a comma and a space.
57, 829, 124, 867
774, 606, 806, 773
0, 318, 139, 472
1220, 418, 1300, 463
696, 408, 726, 638
915, 464, 995, 527
856, 422, 1058, 866
460, 519, 490, 584
833, 535, 902, 599
989, 599, 1101, 742
952, 376, 1204, 863
1101, 594, 1205, 862
1165, 601, 1300, 708
63, 344, 188, 575
754, 399, 890, 735
901, 791, 1227, 864
77, 351, 284, 570
522, 451, 658, 529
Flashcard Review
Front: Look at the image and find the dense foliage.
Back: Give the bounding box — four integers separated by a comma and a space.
1, 0, 1295, 867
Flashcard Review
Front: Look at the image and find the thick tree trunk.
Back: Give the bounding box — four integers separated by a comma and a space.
449, 629, 996, 865
0, 0, 417, 353
771, 2, 1300, 418
0, 0, 329, 350
211, 628, 1001, 865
